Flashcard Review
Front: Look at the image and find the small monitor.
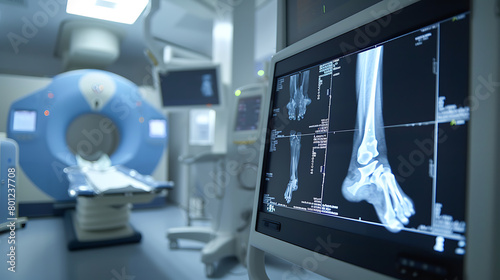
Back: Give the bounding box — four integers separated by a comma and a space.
12, 110, 37, 132
159, 65, 222, 109
250, 1, 472, 279
232, 86, 265, 144
235, 96, 262, 132
148, 119, 167, 138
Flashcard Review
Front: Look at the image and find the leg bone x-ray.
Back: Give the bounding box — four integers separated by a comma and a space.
341, 46, 415, 232
284, 131, 301, 204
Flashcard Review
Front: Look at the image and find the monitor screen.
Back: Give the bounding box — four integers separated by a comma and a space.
160, 67, 220, 107
12, 110, 37, 132
235, 96, 262, 132
149, 119, 167, 138
256, 3, 469, 279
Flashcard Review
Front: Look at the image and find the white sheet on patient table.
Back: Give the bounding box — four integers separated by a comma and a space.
84, 169, 152, 193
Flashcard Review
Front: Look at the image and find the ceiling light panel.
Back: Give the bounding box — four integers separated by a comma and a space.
66, 0, 149, 24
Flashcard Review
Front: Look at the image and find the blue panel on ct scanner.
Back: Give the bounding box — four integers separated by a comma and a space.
7, 69, 168, 201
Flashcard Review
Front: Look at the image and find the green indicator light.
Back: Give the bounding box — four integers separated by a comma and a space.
323, 5, 325, 13
258, 70, 265, 76
235, 89, 242, 96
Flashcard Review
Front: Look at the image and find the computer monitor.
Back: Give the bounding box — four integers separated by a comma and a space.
232, 85, 265, 145
159, 65, 223, 109
248, 0, 499, 279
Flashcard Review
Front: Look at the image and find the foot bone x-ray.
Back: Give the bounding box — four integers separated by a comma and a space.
287, 70, 312, 121
284, 131, 301, 203
341, 46, 415, 232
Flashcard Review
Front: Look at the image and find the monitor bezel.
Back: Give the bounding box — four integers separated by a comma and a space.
158, 63, 225, 111
249, 0, 471, 279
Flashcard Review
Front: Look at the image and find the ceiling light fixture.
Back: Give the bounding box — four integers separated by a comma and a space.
66, 0, 149, 24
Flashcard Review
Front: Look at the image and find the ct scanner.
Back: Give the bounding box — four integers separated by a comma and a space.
6, 69, 172, 249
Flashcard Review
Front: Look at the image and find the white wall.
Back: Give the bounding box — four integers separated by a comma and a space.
255, 1, 277, 63
165, 111, 190, 208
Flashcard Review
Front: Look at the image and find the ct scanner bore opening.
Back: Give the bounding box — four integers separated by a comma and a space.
66, 114, 120, 162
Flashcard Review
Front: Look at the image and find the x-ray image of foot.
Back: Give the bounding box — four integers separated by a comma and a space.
284, 131, 301, 203
341, 46, 415, 233
286, 70, 312, 120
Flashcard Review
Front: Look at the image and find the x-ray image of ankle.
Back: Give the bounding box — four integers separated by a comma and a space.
287, 70, 312, 120
341, 46, 415, 233
284, 131, 301, 203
